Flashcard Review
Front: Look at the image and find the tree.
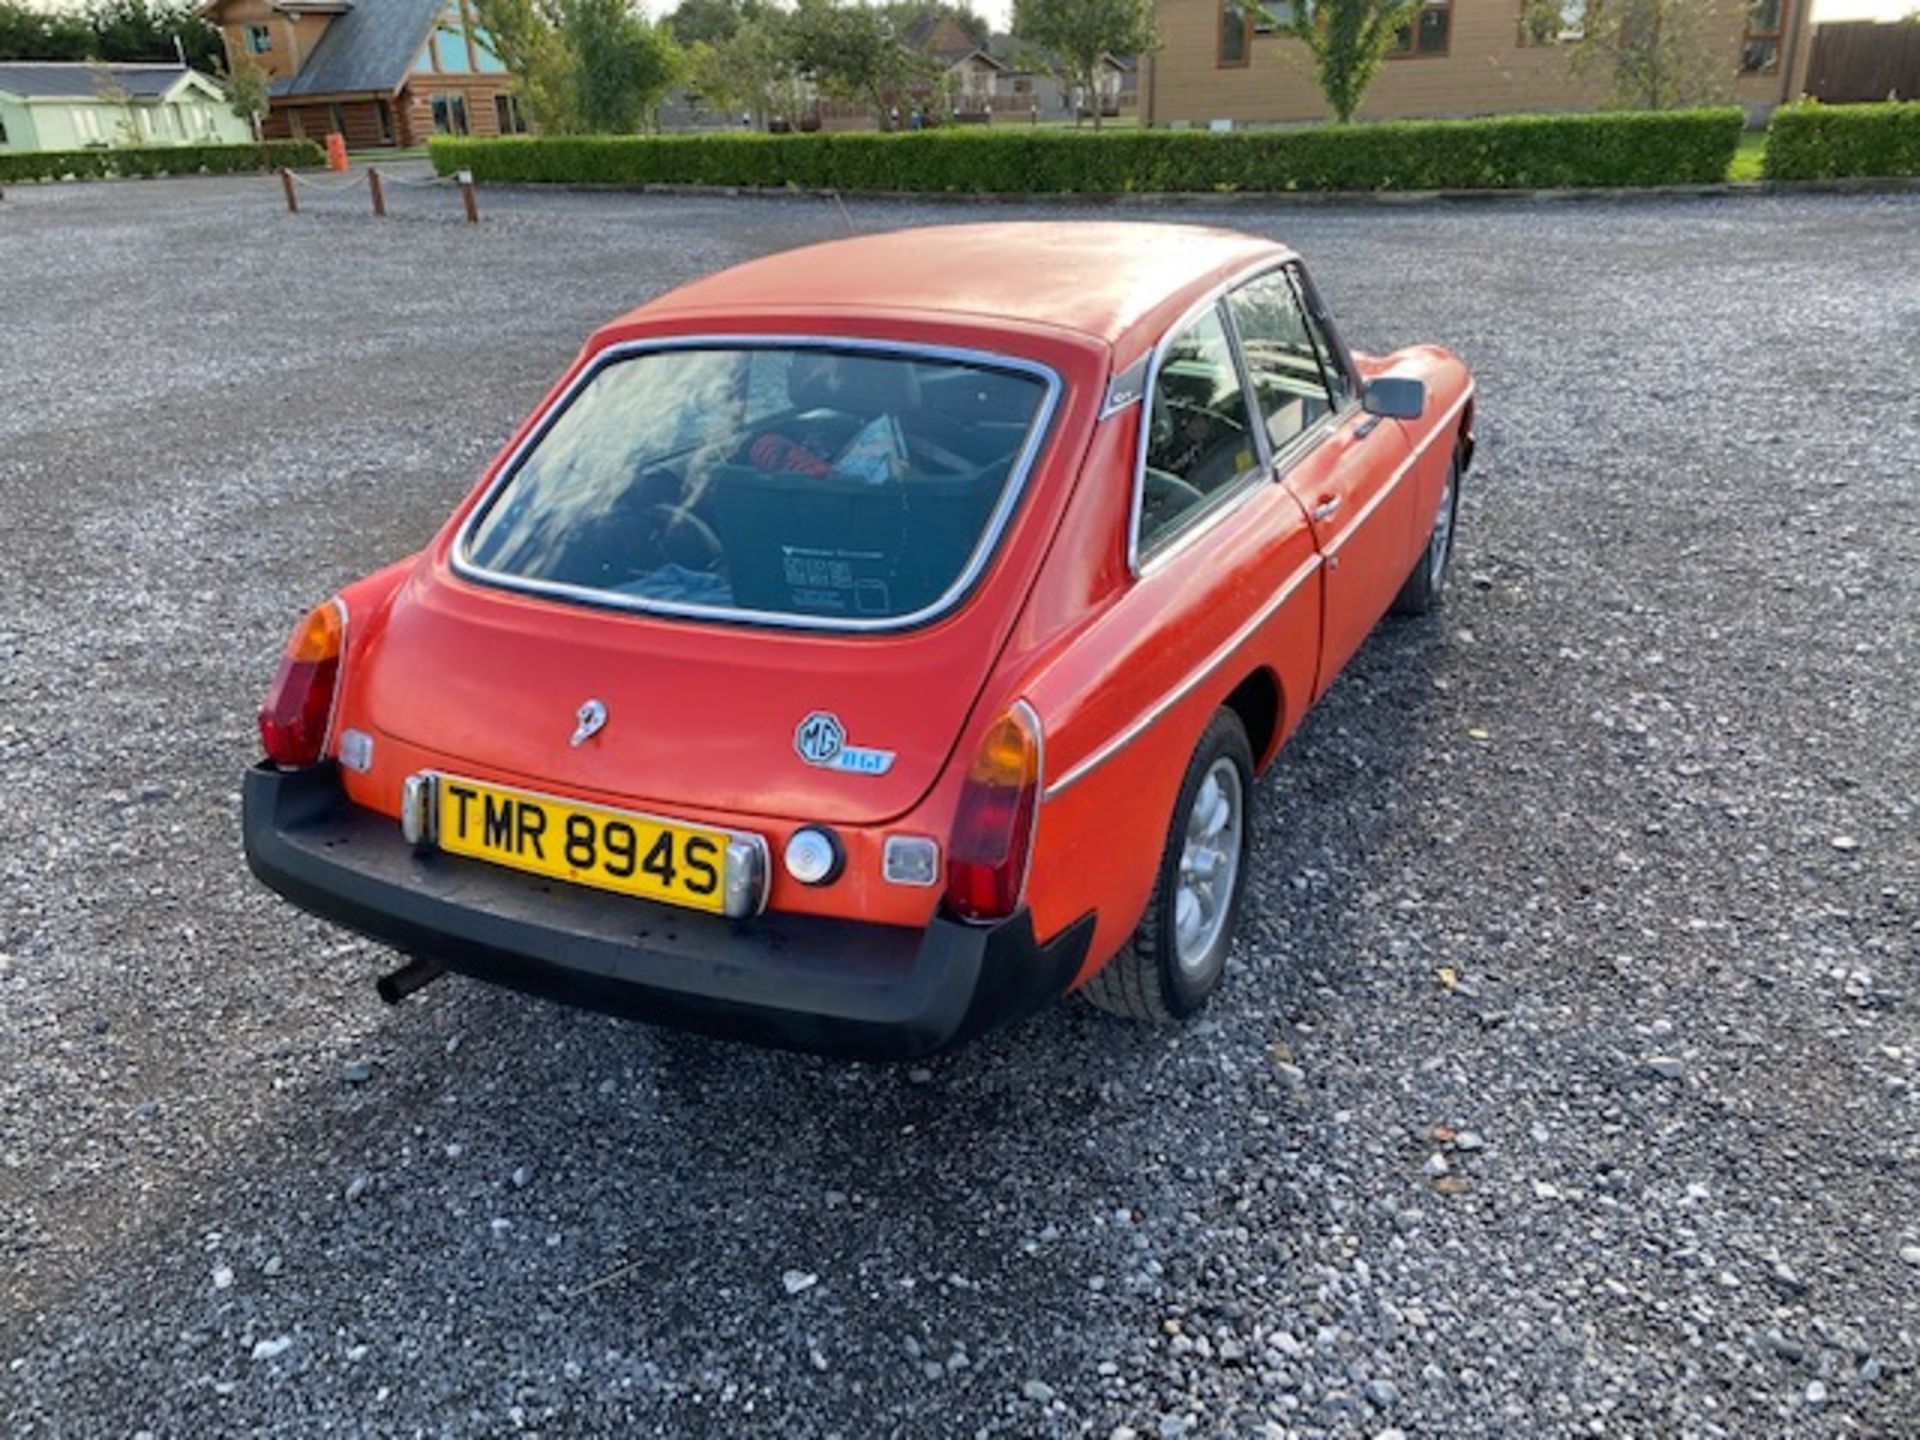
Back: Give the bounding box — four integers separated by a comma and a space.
469, 0, 577, 130
1562, 0, 1734, 110
470, 0, 681, 133
665, 0, 774, 47
1281, 0, 1416, 124
1011, 0, 1155, 130
88, 57, 143, 143
0, 0, 219, 68
563, 0, 682, 133
222, 51, 270, 142
685, 14, 804, 128
786, 0, 937, 131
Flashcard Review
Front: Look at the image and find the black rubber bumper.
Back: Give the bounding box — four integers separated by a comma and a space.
241, 762, 1094, 1060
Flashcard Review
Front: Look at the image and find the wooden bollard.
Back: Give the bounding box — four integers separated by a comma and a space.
280, 167, 298, 214
368, 167, 386, 218
458, 169, 478, 225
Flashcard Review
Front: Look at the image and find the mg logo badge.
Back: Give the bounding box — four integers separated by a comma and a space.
794, 711, 846, 765
794, 711, 895, 776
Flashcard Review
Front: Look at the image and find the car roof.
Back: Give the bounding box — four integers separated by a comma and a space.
624, 223, 1295, 361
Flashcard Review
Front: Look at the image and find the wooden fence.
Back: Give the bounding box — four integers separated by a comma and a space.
1807, 21, 1920, 103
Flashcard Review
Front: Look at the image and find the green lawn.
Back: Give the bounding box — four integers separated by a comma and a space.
1728, 131, 1767, 182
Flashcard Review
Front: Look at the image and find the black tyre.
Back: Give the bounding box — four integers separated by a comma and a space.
1082, 709, 1254, 1023
1391, 450, 1462, 617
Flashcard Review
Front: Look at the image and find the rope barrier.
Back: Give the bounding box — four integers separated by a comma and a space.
276, 165, 479, 223
286, 171, 365, 193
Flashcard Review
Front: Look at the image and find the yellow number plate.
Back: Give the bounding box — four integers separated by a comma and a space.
434, 776, 731, 915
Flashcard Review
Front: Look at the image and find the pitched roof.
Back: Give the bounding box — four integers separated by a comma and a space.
0, 62, 203, 100
271, 0, 442, 98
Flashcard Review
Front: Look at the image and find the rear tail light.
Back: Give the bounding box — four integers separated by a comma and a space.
258, 598, 346, 768
944, 701, 1043, 923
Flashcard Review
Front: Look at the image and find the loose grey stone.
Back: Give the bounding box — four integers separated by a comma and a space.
1020, 1379, 1055, 1404
781, 1270, 818, 1296
1644, 1056, 1687, 1080
342, 1058, 373, 1085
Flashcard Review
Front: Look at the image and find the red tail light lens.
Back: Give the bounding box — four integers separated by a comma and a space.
258, 599, 345, 768
944, 702, 1043, 923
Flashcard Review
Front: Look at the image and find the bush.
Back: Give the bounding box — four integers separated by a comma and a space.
1764, 101, 1920, 181
0, 141, 326, 184
430, 110, 1744, 194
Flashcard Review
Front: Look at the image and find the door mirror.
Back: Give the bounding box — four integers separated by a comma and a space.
1362, 377, 1426, 421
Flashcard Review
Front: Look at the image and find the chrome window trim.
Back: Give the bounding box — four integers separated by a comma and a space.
1044, 553, 1323, 801
1127, 254, 1328, 577
1130, 296, 1273, 576
450, 335, 1064, 635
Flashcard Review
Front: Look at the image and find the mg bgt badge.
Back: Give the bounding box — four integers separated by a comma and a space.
795, 711, 895, 776
570, 699, 608, 747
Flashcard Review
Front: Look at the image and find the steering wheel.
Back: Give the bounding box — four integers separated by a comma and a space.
1143, 466, 1205, 518
636, 503, 723, 574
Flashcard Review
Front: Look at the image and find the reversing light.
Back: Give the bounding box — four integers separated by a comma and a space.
943, 702, 1043, 923
258, 598, 346, 769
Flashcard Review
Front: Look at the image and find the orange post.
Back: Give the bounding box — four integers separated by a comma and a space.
368, 167, 386, 218
280, 167, 298, 214
326, 133, 349, 173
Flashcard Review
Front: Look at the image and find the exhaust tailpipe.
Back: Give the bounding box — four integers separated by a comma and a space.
376, 956, 445, 1005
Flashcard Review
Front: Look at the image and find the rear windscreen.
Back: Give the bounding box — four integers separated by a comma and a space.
462, 345, 1052, 626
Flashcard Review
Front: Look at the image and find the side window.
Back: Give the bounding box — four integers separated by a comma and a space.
1226, 272, 1336, 454
1139, 306, 1260, 555
1289, 269, 1354, 409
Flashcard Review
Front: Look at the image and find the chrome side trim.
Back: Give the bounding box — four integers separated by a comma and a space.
405, 770, 772, 918
1321, 385, 1475, 561
1042, 554, 1323, 802
449, 336, 1064, 636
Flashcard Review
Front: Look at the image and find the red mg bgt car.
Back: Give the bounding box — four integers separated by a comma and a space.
243, 223, 1474, 1058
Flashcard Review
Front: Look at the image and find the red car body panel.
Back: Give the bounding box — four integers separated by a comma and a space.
252, 223, 1475, 1050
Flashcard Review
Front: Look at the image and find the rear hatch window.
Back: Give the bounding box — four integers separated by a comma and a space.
460, 343, 1057, 629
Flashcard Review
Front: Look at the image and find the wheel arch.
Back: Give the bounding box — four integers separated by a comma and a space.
1221, 666, 1285, 774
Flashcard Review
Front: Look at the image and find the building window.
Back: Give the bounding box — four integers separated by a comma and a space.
430, 92, 469, 135
494, 93, 528, 134
0, 114, 9, 145
246, 23, 272, 54
378, 99, 394, 143
1218, 2, 1251, 68
72, 108, 103, 144
1392, 0, 1452, 57
1518, 0, 1586, 45
1251, 1, 1296, 33
1741, 0, 1786, 73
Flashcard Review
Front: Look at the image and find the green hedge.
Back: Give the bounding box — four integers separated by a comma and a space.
0, 141, 326, 184
1764, 101, 1920, 181
430, 109, 1743, 194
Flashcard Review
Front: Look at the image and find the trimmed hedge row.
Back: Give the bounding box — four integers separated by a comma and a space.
0, 141, 326, 184
430, 109, 1744, 194
1764, 101, 1920, 181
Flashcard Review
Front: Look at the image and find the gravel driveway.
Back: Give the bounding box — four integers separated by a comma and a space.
2, 173, 1916, 1439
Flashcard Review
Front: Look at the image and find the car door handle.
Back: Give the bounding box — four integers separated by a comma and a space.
1355, 416, 1383, 439
1310, 496, 1342, 522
